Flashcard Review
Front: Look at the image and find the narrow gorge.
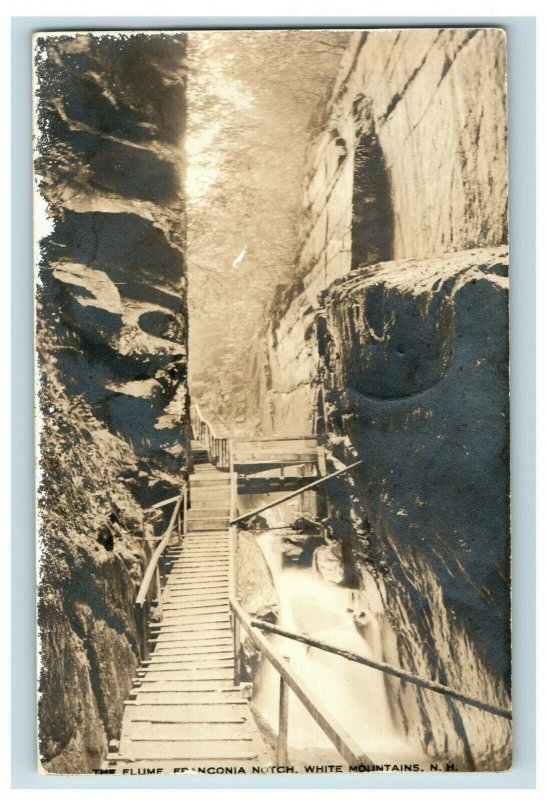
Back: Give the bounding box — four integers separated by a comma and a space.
35, 28, 510, 775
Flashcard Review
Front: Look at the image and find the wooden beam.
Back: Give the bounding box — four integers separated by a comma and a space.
237, 476, 319, 494
250, 620, 512, 721
233, 458, 317, 475
231, 436, 317, 443
230, 598, 372, 767
229, 460, 363, 525
150, 495, 179, 509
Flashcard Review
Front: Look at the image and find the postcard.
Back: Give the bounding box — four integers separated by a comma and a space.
34, 28, 510, 775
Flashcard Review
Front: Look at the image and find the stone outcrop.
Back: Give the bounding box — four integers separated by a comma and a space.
35, 33, 189, 772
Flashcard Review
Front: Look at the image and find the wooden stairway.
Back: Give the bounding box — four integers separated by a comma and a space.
107, 446, 270, 771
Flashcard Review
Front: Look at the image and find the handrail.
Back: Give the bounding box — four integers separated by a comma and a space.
229, 596, 373, 767
192, 401, 221, 440
250, 620, 512, 721
229, 460, 363, 525
190, 403, 230, 471
225, 439, 510, 768
136, 488, 185, 607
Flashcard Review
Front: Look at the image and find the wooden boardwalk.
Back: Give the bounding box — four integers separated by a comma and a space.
107, 449, 270, 770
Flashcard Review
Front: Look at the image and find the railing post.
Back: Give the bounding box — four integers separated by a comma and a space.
277, 658, 290, 766
233, 615, 241, 687
137, 603, 149, 661
155, 564, 163, 619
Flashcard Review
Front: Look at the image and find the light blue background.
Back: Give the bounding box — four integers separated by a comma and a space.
12, 15, 536, 789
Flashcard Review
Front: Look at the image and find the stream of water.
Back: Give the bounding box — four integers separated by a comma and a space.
242, 495, 430, 766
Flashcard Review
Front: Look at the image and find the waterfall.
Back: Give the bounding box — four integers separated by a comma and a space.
244, 496, 429, 765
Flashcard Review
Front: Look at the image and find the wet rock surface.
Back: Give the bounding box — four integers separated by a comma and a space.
236, 531, 279, 680
313, 542, 346, 585
37, 370, 150, 773
249, 29, 507, 435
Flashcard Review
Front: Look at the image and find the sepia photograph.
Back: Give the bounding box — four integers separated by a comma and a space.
33, 27, 511, 776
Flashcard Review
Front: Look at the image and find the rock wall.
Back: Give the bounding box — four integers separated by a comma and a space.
34, 33, 189, 772
251, 28, 507, 434
35, 32, 190, 491
247, 29, 510, 769
323, 247, 510, 770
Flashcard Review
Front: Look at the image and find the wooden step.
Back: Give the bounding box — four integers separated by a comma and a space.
189, 499, 231, 509
150, 646, 234, 657
190, 480, 231, 489
141, 667, 234, 689
171, 556, 230, 565
146, 657, 234, 668
125, 704, 249, 723
128, 697, 247, 707
166, 544, 229, 552
150, 618, 230, 631
134, 681, 236, 694
166, 578, 229, 586
162, 591, 229, 601
163, 584, 229, 593
161, 606, 229, 618
187, 508, 231, 518
166, 577, 229, 583
150, 626, 232, 638
130, 690, 242, 705
125, 720, 249, 739
168, 567, 229, 575
144, 664, 233, 677
113, 741, 259, 761
150, 631, 232, 644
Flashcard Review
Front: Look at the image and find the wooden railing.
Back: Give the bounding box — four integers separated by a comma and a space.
190, 403, 230, 470
135, 486, 187, 661
140, 402, 511, 767
227, 461, 374, 767
226, 453, 512, 768
229, 596, 372, 767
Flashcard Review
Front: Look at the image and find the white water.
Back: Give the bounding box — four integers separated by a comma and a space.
246, 496, 428, 764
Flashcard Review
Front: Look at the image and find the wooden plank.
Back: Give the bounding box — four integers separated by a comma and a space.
119, 741, 259, 760
151, 631, 232, 643
127, 705, 248, 723
150, 620, 231, 633
150, 495, 179, 509
231, 436, 317, 443
230, 461, 363, 525
237, 476, 318, 494
146, 659, 234, 669
127, 722, 250, 740
139, 676, 234, 688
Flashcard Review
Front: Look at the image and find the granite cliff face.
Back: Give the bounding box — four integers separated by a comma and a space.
35, 33, 188, 772
322, 247, 510, 769
250, 28, 507, 435
35, 33, 189, 490
247, 30, 510, 769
